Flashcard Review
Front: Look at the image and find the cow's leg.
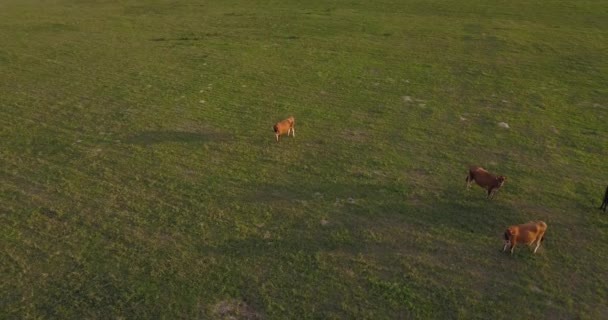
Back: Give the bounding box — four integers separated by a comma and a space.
291, 127, 295, 137
275, 134, 279, 142
503, 241, 510, 252
510, 240, 516, 254
487, 188, 494, 199
465, 176, 472, 189
533, 239, 542, 253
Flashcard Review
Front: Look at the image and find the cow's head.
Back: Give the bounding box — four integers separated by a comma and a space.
497, 176, 507, 186
502, 230, 512, 251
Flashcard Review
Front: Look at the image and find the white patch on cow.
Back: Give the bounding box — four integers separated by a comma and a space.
498, 122, 510, 129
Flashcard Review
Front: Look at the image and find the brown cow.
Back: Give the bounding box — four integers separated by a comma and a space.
273, 116, 295, 142
600, 185, 608, 213
503, 221, 547, 254
465, 166, 506, 199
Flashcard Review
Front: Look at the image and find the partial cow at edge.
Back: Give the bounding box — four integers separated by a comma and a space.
600, 185, 608, 213
465, 166, 506, 199
273, 116, 295, 142
503, 221, 547, 255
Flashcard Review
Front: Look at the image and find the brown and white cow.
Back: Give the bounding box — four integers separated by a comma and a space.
273, 116, 295, 142
503, 221, 547, 254
465, 166, 506, 199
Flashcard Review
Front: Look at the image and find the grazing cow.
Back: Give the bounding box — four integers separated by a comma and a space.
465, 166, 506, 199
273, 116, 295, 142
601, 185, 608, 212
503, 221, 547, 254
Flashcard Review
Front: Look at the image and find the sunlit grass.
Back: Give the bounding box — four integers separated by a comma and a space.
1, 0, 607, 318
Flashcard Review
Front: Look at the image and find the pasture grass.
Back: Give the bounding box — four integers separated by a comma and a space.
1, 0, 607, 318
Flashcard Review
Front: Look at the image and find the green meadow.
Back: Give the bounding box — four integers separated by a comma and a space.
1, 0, 607, 318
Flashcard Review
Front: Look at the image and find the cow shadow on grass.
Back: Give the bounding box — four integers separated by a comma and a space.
216, 174, 525, 253
126, 130, 228, 145
421, 198, 515, 232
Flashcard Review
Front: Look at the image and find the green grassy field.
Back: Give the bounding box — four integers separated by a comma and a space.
1, 0, 607, 318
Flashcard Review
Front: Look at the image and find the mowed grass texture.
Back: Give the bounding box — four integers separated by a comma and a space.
1, 0, 607, 318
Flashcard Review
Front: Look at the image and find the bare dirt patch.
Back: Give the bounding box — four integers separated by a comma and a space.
340, 128, 372, 143
211, 299, 262, 320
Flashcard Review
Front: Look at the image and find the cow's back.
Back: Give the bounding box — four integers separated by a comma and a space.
520, 222, 546, 243
469, 166, 484, 175
469, 166, 496, 185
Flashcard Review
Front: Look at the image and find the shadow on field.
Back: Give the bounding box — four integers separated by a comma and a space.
126, 130, 227, 145
413, 197, 517, 235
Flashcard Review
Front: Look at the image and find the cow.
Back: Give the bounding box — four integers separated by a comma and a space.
503, 221, 547, 254
465, 166, 506, 199
600, 185, 608, 212
273, 116, 295, 142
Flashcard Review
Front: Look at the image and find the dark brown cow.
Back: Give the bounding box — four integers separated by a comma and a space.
465, 166, 506, 199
